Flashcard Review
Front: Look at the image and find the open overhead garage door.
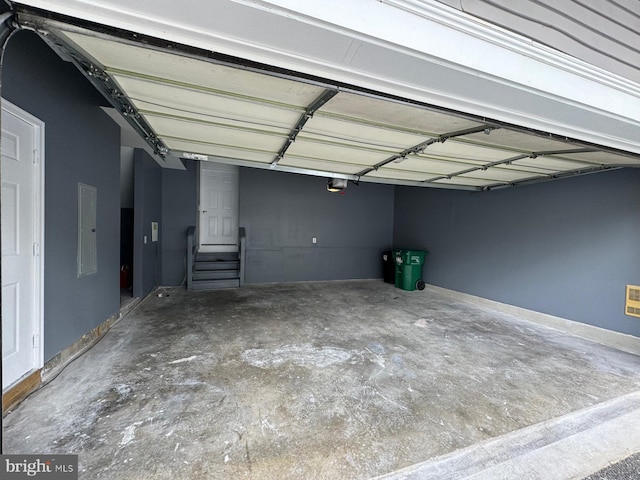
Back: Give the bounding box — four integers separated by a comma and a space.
12, 4, 640, 190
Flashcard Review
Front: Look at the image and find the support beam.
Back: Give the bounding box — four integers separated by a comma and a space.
423, 153, 530, 183
172, 149, 480, 191
271, 89, 338, 167
484, 165, 623, 191
423, 148, 599, 183
527, 148, 598, 157
356, 125, 496, 177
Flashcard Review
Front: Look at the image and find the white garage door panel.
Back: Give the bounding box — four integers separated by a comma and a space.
461, 129, 583, 153
285, 139, 391, 166
434, 177, 499, 187
39, 23, 640, 191
320, 91, 484, 135
145, 115, 286, 153
115, 76, 302, 129
279, 157, 366, 175
302, 115, 426, 151
559, 151, 640, 166
459, 168, 540, 183
164, 139, 275, 164
64, 31, 326, 107
513, 157, 593, 172
388, 156, 483, 175
367, 168, 433, 182
422, 140, 513, 163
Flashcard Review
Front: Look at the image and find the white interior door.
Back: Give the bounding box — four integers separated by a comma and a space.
2, 101, 44, 390
199, 162, 239, 252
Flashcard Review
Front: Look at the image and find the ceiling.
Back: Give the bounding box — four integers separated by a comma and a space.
30, 15, 640, 190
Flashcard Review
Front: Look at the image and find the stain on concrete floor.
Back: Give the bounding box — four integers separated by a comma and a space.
3, 280, 640, 479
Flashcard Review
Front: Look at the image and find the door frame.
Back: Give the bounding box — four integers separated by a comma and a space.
197, 161, 239, 253
2, 99, 45, 387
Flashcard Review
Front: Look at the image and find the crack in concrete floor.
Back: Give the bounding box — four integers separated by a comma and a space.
3, 280, 640, 479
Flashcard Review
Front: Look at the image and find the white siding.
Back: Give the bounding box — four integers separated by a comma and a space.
437, 0, 640, 84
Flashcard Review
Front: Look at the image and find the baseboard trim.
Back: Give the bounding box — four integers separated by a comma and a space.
424, 284, 640, 356
40, 311, 121, 384
2, 370, 42, 415
3, 314, 118, 416
3, 297, 143, 415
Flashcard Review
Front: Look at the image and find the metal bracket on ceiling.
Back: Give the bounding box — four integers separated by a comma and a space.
79, 59, 169, 158
0, 11, 19, 95
438, 125, 497, 144
355, 124, 498, 178
270, 89, 338, 168
13, 10, 169, 160
0, 11, 16, 48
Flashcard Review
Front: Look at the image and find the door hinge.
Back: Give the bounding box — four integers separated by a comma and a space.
32, 334, 39, 348
33, 149, 40, 164
33, 242, 40, 257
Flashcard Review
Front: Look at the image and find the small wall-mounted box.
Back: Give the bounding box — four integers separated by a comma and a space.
152, 222, 159, 242
625, 285, 640, 318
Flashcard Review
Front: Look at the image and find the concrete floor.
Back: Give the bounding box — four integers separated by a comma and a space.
3, 280, 640, 479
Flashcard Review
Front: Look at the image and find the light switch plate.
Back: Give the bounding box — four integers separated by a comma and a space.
151, 222, 159, 242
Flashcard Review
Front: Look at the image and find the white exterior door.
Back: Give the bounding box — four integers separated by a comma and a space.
199, 162, 239, 252
2, 101, 44, 390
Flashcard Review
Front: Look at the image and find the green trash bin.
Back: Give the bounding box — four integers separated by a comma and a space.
394, 249, 428, 291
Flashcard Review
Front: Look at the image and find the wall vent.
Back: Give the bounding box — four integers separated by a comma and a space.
625, 285, 640, 318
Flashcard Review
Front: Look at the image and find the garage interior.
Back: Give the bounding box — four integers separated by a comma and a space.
2, 1, 640, 479
5, 282, 640, 479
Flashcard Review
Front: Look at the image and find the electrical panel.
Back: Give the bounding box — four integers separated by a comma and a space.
77, 183, 97, 277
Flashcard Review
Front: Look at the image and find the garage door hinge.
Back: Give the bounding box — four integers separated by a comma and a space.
33, 242, 40, 257
32, 334, 39, 348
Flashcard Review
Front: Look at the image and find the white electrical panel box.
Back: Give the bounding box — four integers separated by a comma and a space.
77, 183, 98, 277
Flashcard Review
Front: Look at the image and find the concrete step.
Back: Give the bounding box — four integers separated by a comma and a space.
194, 260, 239, 271
192, 269, 239, 281
376, 391, 640, 480
190, 278, 240, 290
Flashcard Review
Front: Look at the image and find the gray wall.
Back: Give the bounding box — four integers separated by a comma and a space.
394, 169, 640, 336
239, 168, 394, 283
161, 159, 197, 286
3, 31, 121, 361
133, 149, 162, 297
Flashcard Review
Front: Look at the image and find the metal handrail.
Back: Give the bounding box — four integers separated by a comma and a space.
186, 225, 196, 290
239, 227, 246, 287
